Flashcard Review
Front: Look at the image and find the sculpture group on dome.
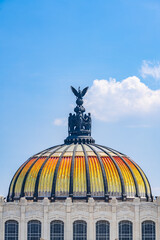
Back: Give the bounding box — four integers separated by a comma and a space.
66, 86, 92, 142
68, 112, 91, 136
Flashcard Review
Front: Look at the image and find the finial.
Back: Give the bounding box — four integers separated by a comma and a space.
71, 86, 89, 100
64, 86, 95, 144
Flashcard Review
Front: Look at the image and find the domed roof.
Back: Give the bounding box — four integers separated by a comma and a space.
7, 86, 152, 202
8, 143, 152, 202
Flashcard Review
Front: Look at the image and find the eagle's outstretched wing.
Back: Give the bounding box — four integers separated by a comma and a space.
82, 87, 89, 97
71, 86, 79, 97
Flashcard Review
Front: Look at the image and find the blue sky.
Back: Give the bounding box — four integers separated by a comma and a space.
0, 0, 160, 197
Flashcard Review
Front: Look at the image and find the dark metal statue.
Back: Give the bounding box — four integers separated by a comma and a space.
65, 86, 95, 144
71, 86, 89, 100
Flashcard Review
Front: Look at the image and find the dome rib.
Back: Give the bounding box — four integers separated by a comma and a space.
127, 157, 151, 200
20, 148, 51, 199
51, 144, 73, 201
9, 147, 53, 201
69, 143, 78, 198
81, 143, 91, 199
106, 147, 140, 198
33, 144, 64, 201
105, 146, 124, 155
140, 167, 152, 199
85, 143, 109, 201
107, 146, 152, 200
8, 158, 30, 201
92, 143, 126, 200
10, 151, 44, 201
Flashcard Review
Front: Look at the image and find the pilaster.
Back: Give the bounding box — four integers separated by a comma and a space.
88, 198, 95, 240
133, 197, 140, 240
43, 198, 49, 240
20, 197, 27, 240
111, 198, 117, 240
65, 198, 72, 240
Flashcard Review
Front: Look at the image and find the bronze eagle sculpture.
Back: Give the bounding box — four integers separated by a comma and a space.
71, 86, 89, 99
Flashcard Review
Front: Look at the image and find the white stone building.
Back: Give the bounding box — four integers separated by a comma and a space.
0, 196, 160, 240
0, 86, 159, 240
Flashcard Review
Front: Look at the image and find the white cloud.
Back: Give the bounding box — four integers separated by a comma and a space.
85, 77, 160, 122
53, 118, 67, 126
140, 60, 160, 79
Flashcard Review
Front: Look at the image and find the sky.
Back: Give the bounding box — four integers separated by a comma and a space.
0, 0, 160, 198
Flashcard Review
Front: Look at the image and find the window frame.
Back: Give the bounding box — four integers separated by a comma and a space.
73, 220, 87, 240
142, 220, 156, 240
50, 220, 64, 240
27, 220, 41, 240
119, 220, 133, 240
96, 220, 110, 240
5, 220, 19, 240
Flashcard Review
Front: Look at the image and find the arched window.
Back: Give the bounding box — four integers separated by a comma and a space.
5, 220, 18, 240
119, 220, 133, 240
142, 221, 155, 240
50, 220, 64, 240
73, 220, 87, 240
28, 220, 41, 240
96, 220, 110, 240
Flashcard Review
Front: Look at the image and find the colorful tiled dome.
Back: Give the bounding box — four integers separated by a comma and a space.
7, 86, 152, 202
8, 143, 152, 202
